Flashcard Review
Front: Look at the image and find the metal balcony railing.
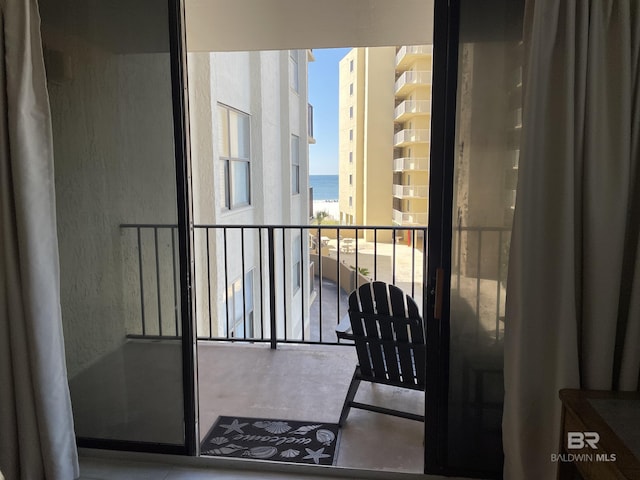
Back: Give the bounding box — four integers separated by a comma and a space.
119, 222, 510, 347
308, 104, 314, 139
393, 157, 429, 172
394, 100, 431, 119
395, 71, 432, 93
395, 45, 432, 65
392, 184, 428, 198
392, 209, 428, 225
393, 129, 430, 146
120, 224, 428, 346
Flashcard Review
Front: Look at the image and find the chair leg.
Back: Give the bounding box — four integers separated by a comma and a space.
339, 367, 361, 427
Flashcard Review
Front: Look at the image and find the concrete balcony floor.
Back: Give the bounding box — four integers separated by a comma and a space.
198, 342, 425, 473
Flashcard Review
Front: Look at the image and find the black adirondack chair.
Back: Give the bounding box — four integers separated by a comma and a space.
335, 281, 426, 426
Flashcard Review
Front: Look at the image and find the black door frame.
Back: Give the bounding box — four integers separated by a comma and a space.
424, 0, 460, 474
75, 0, 197, 456
77, 0, 470, 468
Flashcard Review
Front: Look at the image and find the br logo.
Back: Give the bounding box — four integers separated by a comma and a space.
567, 432, 600, 449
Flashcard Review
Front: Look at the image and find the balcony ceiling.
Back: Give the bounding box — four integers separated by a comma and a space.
186, 0, 434, 52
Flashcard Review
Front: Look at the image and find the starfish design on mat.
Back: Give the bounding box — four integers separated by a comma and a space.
302, 447, 331, 464
219, 419, 248, 434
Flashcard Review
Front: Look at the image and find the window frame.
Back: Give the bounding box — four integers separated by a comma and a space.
291, 134, 300, 195
218, 103, 252, 211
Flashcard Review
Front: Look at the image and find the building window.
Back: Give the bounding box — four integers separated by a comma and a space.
349, 196, 353, 207
349, 151, 353, 163
227, 270, 254, 339
349, 174, 353, 186
289, 50, 299, 92
291, 134, 300, 194
349, 106, 353, 119
349, 83, 353, 96
292, 235, 301, 293
349, 129, 353, 141
218, 104, 250, 209
349, 59, 354, 72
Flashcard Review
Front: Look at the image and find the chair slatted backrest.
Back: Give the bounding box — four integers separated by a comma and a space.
348, 281, 426, 390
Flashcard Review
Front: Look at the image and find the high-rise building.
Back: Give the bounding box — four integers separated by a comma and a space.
338, 46, 432, 244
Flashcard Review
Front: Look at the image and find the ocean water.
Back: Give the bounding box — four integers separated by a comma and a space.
310, 174, 339, 201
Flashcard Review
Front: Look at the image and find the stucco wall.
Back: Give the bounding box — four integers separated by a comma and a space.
188, 49, 310, 340
46, 26, 177, 378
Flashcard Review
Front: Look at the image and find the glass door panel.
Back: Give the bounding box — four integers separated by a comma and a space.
41, 0, 186, 445
446, 0, 523, 474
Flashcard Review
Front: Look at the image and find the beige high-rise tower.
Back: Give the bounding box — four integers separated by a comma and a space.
338, 46, 432, 244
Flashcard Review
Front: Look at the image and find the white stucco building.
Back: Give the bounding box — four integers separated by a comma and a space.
187, 49, 314, 341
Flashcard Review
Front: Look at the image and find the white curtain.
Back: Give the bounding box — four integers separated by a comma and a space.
0, 0, 79, 478
504, 0, 640, 478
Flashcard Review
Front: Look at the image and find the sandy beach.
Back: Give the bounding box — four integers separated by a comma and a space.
313, 199, 340, 221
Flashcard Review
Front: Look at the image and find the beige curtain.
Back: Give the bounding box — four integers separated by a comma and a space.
0, 0, 79, 478
503, 0, 640, 478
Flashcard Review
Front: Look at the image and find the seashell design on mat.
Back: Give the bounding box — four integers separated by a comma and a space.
315, 429, 336, 446
290, 424, 322, 435
208, 436, 229, 445
243, 446, 278, 459
252, 421, 292, 434
280, 449, 300, 458
205, 444, 246, 455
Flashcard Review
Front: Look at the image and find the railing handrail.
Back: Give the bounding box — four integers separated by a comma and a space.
119, 223, 507, 232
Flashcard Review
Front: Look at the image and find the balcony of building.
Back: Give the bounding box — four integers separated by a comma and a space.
395, 45, 432, 70
72, 223, 506, 474
393, 128, 430, 147
392, 184, 429, 199
392, 209, 429, 226
394, 100, 431, 122
308, 103, 316, 144
393, 156, 429, 172
394, 71, 432, 97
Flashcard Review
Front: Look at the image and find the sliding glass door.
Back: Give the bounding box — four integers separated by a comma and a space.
426, 0, 524, 476
40, 0, 194, 452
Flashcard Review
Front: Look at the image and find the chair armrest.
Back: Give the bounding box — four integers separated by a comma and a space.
335, 314, 353, 340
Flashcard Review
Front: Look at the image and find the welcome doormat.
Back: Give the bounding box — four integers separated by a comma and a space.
201, 416, 340, 465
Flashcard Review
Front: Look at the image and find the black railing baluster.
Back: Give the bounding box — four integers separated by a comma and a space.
282, 228, 287, 341
154, 227, 162, 336
300, 227, 305, 342
336, 228, 341, 338
422, 229, 427, 318
259, 228, 264, 340
241, 227, 247, 339
223, 228, 230, 339
136, 227, 147, 335
172, 227, 179, 336
137, 227, 146, 336
392, 230, 397, 285
206, 228, 212, 338
476, 230, 482, 343
268, 227, 277, 349
354, 231, 359, 290
496, 230, 503, 343
411, 232, 416, 298
457, 221, 462, 294
317, 227, 323, 343
374, 229, 378, 280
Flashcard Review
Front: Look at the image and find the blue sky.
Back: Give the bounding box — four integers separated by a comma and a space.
308, 48, 351, 175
